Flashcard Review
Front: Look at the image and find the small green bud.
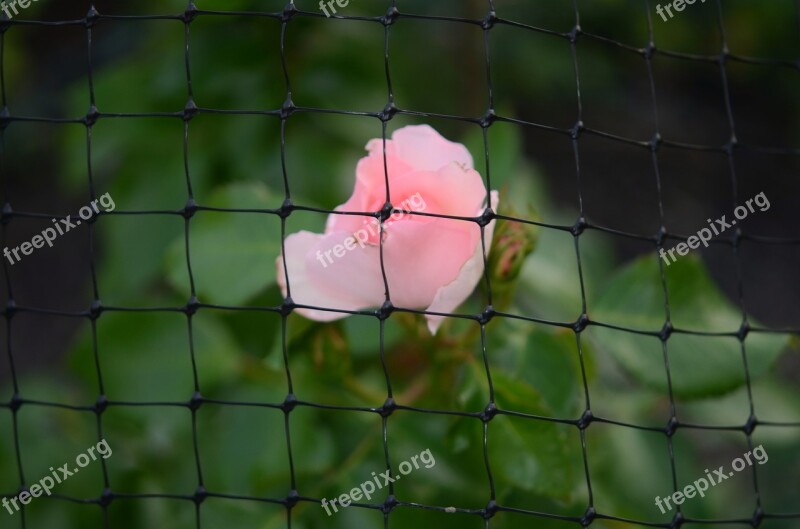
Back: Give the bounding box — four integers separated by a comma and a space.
488, 207, 539, 285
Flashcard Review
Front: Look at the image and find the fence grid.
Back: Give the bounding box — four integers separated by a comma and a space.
1, 1, 799, 528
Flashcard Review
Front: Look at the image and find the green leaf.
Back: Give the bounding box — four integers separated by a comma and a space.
590, 255, 789, 398
165, 182, 282, 306
454, 364, 577, 498
196, 384, 336, 500
519, 327, 586, 418
69, 310, 241, 401
517, 214, 616, 323
490, 372, 576, 497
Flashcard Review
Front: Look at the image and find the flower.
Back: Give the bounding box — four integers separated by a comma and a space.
277, 124, 499, 334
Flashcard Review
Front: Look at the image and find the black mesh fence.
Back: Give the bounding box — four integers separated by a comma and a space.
1, 1, 799, 528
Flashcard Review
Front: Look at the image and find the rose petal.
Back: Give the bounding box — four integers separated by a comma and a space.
306, 231, 386, 308
335, 157, 486, 233
325, 151, 415, 235
425, 190, 499, 334
383, 217, 479, 308
369, 125, 474, 172
277, 231, 369, 321
404, 163, 487, 217
329, 126, 481, 235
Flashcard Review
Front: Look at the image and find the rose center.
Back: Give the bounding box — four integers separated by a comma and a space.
355, 193, 427, 246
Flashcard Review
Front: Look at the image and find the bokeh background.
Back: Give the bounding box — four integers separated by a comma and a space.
0, 0, 798, 528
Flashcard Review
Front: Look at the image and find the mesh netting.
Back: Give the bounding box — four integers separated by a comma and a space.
2, 1, 799, 528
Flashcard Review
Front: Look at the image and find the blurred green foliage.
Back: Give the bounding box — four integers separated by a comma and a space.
1, 1, 798, 528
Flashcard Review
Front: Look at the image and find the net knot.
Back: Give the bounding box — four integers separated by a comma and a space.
481, 11, 497, 30
278, 198, 293, 219
732, 226, 743, 247
281, 95, 296, 119
480, 402, 497, 422
99, 488, 114, 507
577, 409, 593, 430
570, 120, 584, 140
482, 499, 498, 519
379, 202, 394, 222
751, 506, 765, 527
382, 6, 399, 26
664, 416, 679, 437
5, 299, 16, 319
85, 6, 100, 28
381, 494, 398, 513
186, 295, 200, 315
477, 207, 495, 227
183, 3, 199, 23
669, 512, 685, 529
376, 300, 393, 321
286, 489, 300, 507
0, 107, 10, 131
743, 414, 758, 435
183, 99, 199, 122
189, 391, 204, 411
380, 397, 396, 417
479, 306, 495, 325
573, 313, 589, 332
380, 102, 398, 122
282, 3, 298, 22
9, 393, 22, 411
738, 320, 750, 341
282, 393, 298, 413
724, 136, 738, 155
89, 299, 104, 320
183, 198, 199, 219
480, 109, 497, 129
0, 202, 11, 224
279, 298, 295, 316
85, 105, 101, 127
656, 226, 667, 246
571, 217, 587, 236
193, 486, 207, 505
659, 322, 673, 342
581, 506, 596, 526
95, 394, 109, 414
650, 132, 662, 152
569, 25, 582, 44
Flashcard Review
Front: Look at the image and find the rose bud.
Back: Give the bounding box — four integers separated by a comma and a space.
488, 208, 538, 286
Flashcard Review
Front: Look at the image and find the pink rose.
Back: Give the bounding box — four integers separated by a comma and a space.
277, 125, 499, 334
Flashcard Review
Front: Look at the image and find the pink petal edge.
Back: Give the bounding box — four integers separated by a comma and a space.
276, 231, 360, 322
424, 190, 500, 335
